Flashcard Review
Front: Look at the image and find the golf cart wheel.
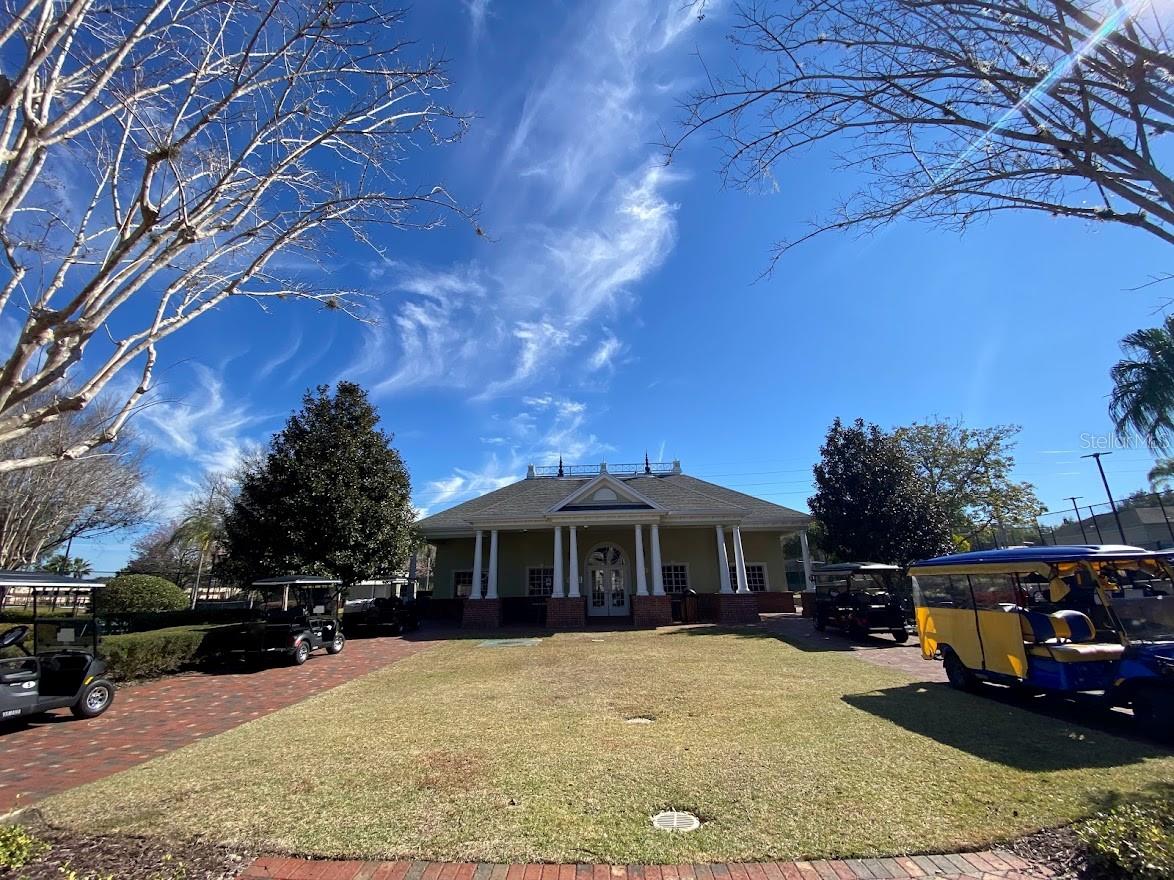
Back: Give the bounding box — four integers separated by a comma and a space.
813, 614, 827, 632
71, 679, 114, 719
1133, 686, 1174, 742
891, 629, 910, 644
326, 632, 345, 655
291, 640, 311, 666
943, 652, 977, 692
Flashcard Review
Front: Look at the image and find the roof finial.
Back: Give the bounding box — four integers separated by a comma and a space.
557, 455, 564, 477
644, 451, 651, 474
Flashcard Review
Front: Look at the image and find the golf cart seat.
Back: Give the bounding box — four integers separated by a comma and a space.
1017, 608, 1126, 663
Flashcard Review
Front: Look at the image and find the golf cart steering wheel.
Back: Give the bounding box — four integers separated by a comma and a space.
0, 625, 30, 652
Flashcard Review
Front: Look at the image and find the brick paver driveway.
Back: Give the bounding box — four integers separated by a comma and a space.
241, 850, 1055, 880
760, 614, 947, 682
0, 632, 441, 813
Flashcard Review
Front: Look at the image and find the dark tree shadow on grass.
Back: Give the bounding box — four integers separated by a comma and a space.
843, 682, 1171, 770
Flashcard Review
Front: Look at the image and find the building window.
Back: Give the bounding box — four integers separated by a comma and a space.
454, 570, 488, 598
661, 564, 689, 593
528, 567, 555, 597
729, 564, 769, 592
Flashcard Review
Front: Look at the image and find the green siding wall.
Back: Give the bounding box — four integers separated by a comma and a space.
428, 527, 793, 599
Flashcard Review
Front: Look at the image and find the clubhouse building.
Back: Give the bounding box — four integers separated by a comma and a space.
416, 460, 813, 628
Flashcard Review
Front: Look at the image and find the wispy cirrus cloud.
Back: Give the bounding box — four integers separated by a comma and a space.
346, 0, 711, 401
464, 0, 491, 40
421, 393, 611, 512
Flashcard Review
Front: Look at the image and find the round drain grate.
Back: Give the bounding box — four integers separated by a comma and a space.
651, 810, 701, 832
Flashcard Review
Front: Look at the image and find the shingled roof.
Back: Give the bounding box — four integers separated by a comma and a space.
416, 469, 810, 536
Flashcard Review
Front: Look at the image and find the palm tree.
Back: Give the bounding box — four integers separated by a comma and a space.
170, 509, 223, 609
1110, 315, 1174, 451
1150, 458, 1174, 489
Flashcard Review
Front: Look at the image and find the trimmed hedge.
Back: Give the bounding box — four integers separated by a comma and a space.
95, 574, 188, 615
98, 625, 214, 680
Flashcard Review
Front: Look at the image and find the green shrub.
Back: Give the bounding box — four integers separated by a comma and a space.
99, 626, 212, 680
95, 574, 188, 614
0, 823, 47, 869
1077, 796, 1174, 880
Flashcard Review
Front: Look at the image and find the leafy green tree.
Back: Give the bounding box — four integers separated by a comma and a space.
223, 383, 414, 590
809, 418, 953, 566
1111, 315, 1174, 451
96, 574, 187, 614
894, 418, 1045, 544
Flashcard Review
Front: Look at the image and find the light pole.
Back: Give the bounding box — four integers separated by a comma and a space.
1065, 496, 1088, 543
1083, 451, 1127, 543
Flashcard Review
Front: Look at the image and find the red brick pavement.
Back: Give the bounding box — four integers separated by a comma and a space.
759, 615, 947, 683
0, 633, 442, 813
240, 851, 1054, 880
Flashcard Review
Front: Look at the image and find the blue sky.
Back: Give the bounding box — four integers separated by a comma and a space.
75, 0, 1169, 571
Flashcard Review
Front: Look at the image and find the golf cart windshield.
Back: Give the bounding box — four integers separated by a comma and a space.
35, 616, 100, 652
815, 571, 895, 596
1101, 560, 1174, 643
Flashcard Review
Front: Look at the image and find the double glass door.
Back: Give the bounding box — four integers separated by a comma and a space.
586, 545, 628, 617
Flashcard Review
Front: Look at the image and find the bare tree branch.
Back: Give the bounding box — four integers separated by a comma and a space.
0, 0, 469, 471
670, 0, 1174, 264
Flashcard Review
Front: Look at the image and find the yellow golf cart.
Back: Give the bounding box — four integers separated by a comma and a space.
909, 545, 1174, 738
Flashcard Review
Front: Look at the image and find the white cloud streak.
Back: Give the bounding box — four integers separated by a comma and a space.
346, 0, 708, 400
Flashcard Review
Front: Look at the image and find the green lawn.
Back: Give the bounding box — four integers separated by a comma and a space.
42, 627, 1174, 863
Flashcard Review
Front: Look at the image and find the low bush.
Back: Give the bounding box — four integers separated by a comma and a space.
95, 574, 187, 615
0, 823, 47, 869
1077, 794, 1174, 880
99, 625, 214, 680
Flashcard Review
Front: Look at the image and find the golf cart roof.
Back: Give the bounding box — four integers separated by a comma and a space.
0, 570, 106, 589
909, 544, 1150, 572
251, 575, 342, 586
812, 562, 901, 574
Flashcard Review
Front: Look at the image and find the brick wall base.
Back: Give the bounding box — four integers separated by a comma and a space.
632, 594, 673, 628
717, 593, 760, 625
461, 598, 502, 629
546, 596, 586, 628
755, 591, 797, 613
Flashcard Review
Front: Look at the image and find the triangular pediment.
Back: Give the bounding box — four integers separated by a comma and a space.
547, 473, 663, 513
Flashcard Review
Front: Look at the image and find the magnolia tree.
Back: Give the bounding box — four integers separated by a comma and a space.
0, 0, 466, 472
674, 0, 1174, 258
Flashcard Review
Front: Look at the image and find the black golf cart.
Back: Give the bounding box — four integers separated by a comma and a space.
343, 591, 420, 635
811, 562, 910, 642
207, 575, 345, 666
0, 574, 115, 722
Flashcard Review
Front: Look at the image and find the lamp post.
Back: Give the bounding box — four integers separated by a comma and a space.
1081, 451, 1127, 544
1065, 496, 1088, 543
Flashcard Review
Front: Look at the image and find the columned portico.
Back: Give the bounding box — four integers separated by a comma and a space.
547, 524, 585, 628
461, 527, 502, 628
423, 458, 809, 632
716, 523, 760, 625
632, 521, 671, 627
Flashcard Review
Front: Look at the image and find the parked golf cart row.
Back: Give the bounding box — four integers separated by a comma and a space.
1, 573, 421, 725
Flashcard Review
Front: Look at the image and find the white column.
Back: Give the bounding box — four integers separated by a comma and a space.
716, 525, 733, 594
487, 529, 499, 600
650, 523, 665, 596
634, 524, 649, 596
406, 553, 418, 599
568, 526, 580, 598
733, 526, 749, 594
799, 530, 815, 591
471, 530, 483, 600
552, 526, 565, 598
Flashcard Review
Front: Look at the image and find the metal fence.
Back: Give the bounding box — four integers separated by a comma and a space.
1022, 494, 1174, 550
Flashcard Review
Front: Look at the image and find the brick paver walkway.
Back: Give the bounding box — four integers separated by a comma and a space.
240, 850, 1054, 880
0, 632, 441, 813
761, 615, 947, 682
